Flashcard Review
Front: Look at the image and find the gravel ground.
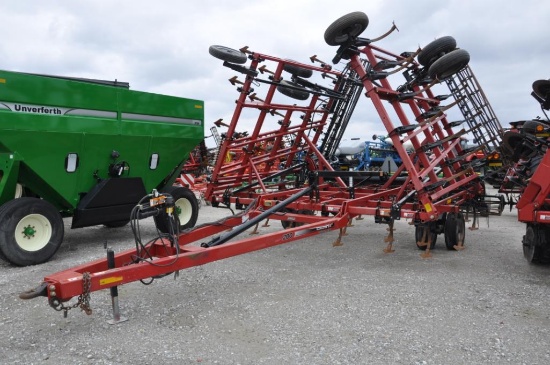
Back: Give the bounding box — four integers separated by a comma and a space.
1, 192, 550, 365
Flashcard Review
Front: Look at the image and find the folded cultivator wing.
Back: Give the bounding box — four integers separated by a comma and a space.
21, 11, 497, 319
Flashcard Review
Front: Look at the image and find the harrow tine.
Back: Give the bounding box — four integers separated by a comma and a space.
369, 22, 399, 43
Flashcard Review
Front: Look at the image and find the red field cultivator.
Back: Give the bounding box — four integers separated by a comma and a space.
20, 11, 500, 319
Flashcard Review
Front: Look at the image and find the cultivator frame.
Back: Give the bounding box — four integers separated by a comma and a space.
21, 11, 498, 318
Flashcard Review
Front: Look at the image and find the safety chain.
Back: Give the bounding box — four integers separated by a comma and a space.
49, 272, 93, 318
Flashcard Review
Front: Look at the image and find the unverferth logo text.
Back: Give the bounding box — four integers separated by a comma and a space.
14, 104, 62, 114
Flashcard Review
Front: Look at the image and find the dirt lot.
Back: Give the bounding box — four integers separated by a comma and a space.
1, 195, 550, 364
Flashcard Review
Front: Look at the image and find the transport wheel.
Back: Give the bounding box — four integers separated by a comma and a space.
428, 49, 470, 80
417, 36, 457, 66
283, 60, 313, 78
532, 79, 550, 100
324, 11, 369, 46
103, 220, 130, 228
522, 224, 548, 263
415, 224, 437, 250
277, 80, 310, 100
154, 186, 199, 234
0, 198, 64, 266
444, 212, 466, 250
208, 45, 247, 64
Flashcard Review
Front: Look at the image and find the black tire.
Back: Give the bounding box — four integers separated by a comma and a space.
324, 11, 369, 46
532, 79, 550, 100
283, 60, 313, 78
103, 220, 130, 228
154, 186, 199, 234
428, 49, 470, 80
415, 224, 437, 250
277, 80, 310, 100
208, 45, 247, 64
444, 212, 466, 250
0, 198, 64, 266
522, 224, 549, 263
418, 36, 457, 66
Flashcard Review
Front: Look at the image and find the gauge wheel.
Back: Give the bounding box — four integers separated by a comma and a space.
0, 198, 64, 266
428, 49, 470, 80
277, 80, 310, 100
418, 36, 457, 66
444, 212, 466, 250
324, 11, 369, 46
208, 45, 247, 64
154, 186, 199, 234
283, 60, 313, 78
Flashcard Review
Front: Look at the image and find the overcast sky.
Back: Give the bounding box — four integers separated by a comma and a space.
1, 0, 548, 148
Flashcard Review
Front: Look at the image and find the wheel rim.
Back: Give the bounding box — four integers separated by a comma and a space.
175, 197, 193, 226
15, 213, 52, 252
15, 183, 23, 198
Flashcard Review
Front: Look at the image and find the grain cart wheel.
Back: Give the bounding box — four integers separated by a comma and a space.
277, 80, 310, 100
415, 224, 437, 250
444, 212, 466, 250
154, 186, 199, 234
208, 45, 247, 64
283, 60, 313, 78
0, 198, 64, 266
417, 36, 457, 66
522, 224, 549, 263
428, 49, 470, 80
324, 11, 369, 46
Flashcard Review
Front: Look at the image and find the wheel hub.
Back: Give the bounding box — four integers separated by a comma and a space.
22, 225, 37, 239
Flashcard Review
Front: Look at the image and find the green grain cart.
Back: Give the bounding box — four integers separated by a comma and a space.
0, 69, 204, 266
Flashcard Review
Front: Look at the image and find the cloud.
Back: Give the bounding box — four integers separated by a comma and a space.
1, 0, 549, 149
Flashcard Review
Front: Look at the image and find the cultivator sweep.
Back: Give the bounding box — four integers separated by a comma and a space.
21, 11, 500, 319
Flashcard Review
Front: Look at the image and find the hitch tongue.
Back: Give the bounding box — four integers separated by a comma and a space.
19, 282, 48, 300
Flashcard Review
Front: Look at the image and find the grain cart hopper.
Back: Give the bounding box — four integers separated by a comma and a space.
0, 69, 204, 266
